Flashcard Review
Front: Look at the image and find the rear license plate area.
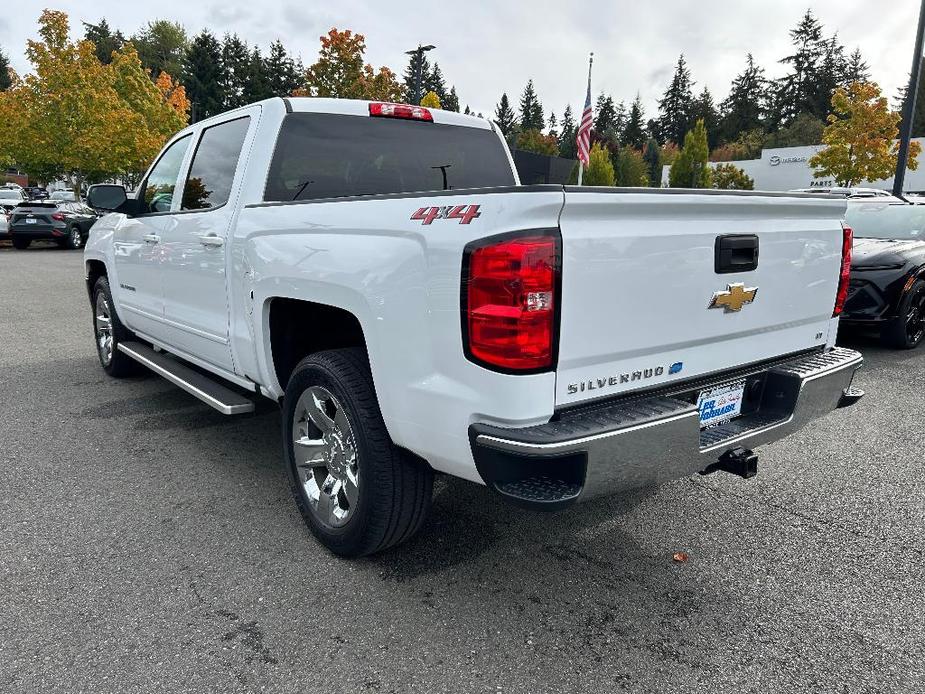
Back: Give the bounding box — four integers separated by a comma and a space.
697, 380, 747, 429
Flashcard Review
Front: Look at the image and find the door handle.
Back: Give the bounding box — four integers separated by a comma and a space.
142, 233, 160, 244
198, 233, 224, 248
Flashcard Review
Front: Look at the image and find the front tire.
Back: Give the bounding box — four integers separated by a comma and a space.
882, 279, 925, 349
282, 348, 433, 557
11, 238, 30, 250
92, 276, 142, 377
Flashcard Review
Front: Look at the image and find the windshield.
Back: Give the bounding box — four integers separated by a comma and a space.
50, 191, 76, 201
845, 201, 925, 240
264, 112, 515, 202
0, 190, 22, 200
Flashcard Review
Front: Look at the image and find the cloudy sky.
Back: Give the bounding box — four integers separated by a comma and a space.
4, 1, 921, 118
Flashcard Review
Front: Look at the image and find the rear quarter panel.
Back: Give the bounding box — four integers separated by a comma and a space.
231, 188, 564, 481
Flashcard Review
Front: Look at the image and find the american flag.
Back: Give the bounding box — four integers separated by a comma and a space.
576, 69, 593, 166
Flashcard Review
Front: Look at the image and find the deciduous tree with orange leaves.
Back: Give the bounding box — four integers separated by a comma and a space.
299, 28, 402, 102
0, 10, 188, 190
810, 81, 921, 187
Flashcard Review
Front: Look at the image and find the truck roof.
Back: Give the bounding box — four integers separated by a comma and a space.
282, 97, 493, 130
185, 96, 494, 133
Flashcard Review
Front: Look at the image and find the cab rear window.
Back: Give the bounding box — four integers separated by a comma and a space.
263, 112, 515, 202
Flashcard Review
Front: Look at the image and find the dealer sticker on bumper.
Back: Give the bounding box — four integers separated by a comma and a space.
697, 380, 746, 429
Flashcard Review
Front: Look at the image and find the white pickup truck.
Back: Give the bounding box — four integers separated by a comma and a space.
84, 97, 864, 556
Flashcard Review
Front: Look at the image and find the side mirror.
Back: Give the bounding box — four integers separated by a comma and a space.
87, 184, 132, 215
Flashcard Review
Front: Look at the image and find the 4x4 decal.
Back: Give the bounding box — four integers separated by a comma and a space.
411, 204, 481, 225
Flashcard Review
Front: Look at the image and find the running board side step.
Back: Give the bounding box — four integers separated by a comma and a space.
117, 341, 255, 415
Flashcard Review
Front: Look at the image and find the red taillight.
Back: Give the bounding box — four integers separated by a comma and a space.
368, 102, 433, 122
463, 233, 559, 372
833, 224, 853, 316
51, 212, 64, 221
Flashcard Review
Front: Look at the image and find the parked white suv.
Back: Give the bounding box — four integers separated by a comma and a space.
84, 98, 864, 556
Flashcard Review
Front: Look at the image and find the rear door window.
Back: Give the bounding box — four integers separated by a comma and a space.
264, 112, 515, 202
181, 116, 250, 211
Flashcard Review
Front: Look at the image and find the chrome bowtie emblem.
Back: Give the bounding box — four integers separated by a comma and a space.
709, 283, 758, 312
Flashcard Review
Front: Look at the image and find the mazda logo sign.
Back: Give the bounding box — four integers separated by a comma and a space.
769, 155, 781, 166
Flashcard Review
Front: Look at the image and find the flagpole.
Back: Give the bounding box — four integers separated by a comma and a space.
577, 52, 593, 186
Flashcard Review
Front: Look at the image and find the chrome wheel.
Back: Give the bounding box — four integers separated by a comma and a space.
94, 293, 114, 365
906, 293, 925, 345
292, 386, 359, 528
69, 227, 82, 249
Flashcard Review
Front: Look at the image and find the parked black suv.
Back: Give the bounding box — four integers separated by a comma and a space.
24, 186, 49, 200
8, 201, 98, 250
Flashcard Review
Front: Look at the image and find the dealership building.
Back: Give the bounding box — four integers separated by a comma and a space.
661, 138, 925, 192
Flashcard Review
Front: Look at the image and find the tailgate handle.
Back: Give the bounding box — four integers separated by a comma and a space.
715, 235, 759, 274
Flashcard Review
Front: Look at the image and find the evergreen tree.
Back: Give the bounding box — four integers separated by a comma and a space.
614, 147, 649, 186
133, 20, 188, 79
402, 51, 431, 103
719, 54, 767, 143
594, 94, 618, 137
559, 105, 577, 159
844, 48, 870, 85
814, 34, 847, 116
265, 40, 301, 97
494, 93, 516, 137
82, 19, 125, 64
547, 111, 558, 139
242, 46, 273, 103
221, 34, 251, 109
623, 95, 647, 149
669, 119, 711, 188
771, 9, 826, 126
444, 85, 460, 112
613, 100, 628, 139
0, 47, 11, 91
643, 138, 663, 187
584, 142, 615, 186
183, 30, 226, 121
691, 87, 719, 150
464, 105, 472, 116
426, 63, 448, 104
763, 112, 825, 147
657, 54, 695, 144
518, 80, 544, 131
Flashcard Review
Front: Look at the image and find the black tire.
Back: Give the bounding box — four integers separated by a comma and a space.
63, 225, 83, 250
282, 348, 433, 557
11, 238, 30, 250
92, 276, 142, 377
882, 279, 925, 349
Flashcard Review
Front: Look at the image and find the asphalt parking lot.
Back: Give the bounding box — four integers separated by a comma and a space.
1, 245, 923, 694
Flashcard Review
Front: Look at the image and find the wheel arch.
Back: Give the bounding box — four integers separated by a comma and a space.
267, 297, 370, 395
85, 258, 108, 305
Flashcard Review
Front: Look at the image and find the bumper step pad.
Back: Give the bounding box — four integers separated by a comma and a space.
495, 476, 582, 505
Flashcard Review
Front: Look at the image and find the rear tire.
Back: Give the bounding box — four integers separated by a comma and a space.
64, 226, 83, 250
882, 279, 925, 349
92, 276, 142, 377
11, 238, 30, 250
282, 348, 433, 557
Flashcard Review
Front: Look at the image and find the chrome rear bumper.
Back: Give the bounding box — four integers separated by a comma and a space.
469, 347, 864, 509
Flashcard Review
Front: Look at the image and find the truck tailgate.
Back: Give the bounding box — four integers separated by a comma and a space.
556, 190, 848, 406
